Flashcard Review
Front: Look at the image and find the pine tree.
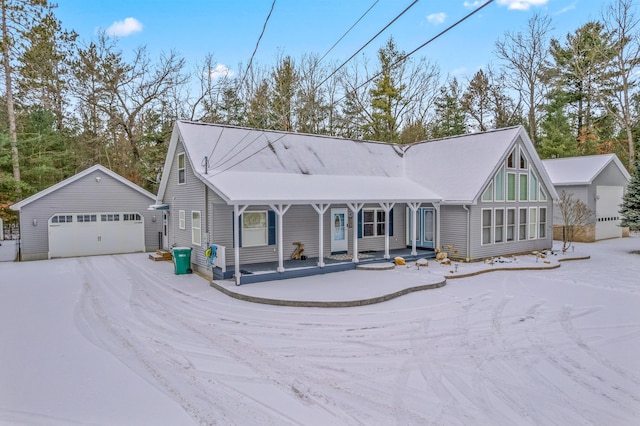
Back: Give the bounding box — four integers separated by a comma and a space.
620, 160, 640, 230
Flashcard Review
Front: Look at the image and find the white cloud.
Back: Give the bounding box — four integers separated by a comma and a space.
427, 12, 447, 25
106, 17, 143, 37
463, 1, 483, 8
497, 0, 548, 11
209, 64, 233, 79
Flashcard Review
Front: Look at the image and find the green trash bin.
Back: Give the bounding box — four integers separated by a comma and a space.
172, 247, 192, 275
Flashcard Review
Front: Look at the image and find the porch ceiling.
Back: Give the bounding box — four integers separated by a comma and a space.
203, 170, 441, 205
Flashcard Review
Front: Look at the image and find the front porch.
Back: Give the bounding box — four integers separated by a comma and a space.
213, 247, 435, 285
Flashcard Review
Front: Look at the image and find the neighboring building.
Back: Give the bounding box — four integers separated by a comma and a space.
11, 165, 162, 261
542, 154, 631, 242
153, 121, 557, 284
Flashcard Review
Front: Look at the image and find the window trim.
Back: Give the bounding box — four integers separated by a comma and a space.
191, 211, 202, 246
362, 208, 386, 238
177, 152, 186, 185
481, 208, 492, 245
179, 210, 185, 230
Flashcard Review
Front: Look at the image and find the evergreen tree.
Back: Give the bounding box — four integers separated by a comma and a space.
539, 90, 578, 158
620, 160, 640, 230
430, 78, 466, 138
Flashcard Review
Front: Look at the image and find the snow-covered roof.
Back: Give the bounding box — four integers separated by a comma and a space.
11, 165, 156, 211
542, 154, 631, 186
157, 121, 551, 205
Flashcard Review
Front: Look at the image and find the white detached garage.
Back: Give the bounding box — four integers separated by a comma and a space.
542, 154, 631, 242
11, 165, 162, 261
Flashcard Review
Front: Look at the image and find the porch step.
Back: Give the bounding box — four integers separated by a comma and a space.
149, 249, 173, 262
356, 262, 395, 271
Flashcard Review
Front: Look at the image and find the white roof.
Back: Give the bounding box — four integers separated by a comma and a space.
11, 165, 156, 211
542, 154, 631, 186
157, 121, 553, 205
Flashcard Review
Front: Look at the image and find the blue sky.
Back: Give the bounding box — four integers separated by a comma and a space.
55, 0, 604, 79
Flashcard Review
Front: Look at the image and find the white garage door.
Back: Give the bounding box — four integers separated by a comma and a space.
48, 212, 145, 258
595, 186, 624, 240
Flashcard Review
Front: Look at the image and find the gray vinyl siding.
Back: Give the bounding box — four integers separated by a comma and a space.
552, 185, 588, 225
18, 169, 161, 261
439, 205, 469, 260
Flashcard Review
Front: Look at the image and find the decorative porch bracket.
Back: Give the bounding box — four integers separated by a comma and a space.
379, 202, 395, 259
269, 204, 291, 272
407, 202, 422, 256
346, 202, 364, 263
233, 204, 249, 285
311, 203, 330, 267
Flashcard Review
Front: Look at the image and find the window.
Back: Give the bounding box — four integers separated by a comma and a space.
539, 207, 547, 239
178, 152, 185, 184
482, 182, 493, 202
495, 209, 504, 243
101, 214, 120, 221
179, 210, 185, 230
519, 151, 528, 169
539, 187, 547, 201
242, 211, 267, 247
506, 208, 515, 242
529, 171, 538, 201
507, 149, 516, 168
363, 209, 386, 237
77, 214, 97, 223
52, 215, 73, 223
192, 211, 201, 246
519, 174, 528, 201
123, 213, 141, 221
529, 207, 538, 239
495, 166, 505, 201
507, 173, 516, 201
482, 209, 492, 245
519, 208, 527, 240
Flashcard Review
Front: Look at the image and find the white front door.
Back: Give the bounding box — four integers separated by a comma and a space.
330, 208, 348, 253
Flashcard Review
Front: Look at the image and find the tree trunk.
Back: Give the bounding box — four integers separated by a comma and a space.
1, 1, 21, 196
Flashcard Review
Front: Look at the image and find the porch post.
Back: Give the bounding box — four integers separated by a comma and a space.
408, 202, 421, 256
347, 202, 364, 263
269, 204, 291, 273
379, 202, 395, 259
233, 204, 249, 285
434, 202, 441, 254
311, 203, 330, 267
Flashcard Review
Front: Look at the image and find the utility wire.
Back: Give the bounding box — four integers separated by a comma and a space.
318, 0, 380, 64
331, 0, 495, 107
314, 0, 420, 92
240, 0, 277, 88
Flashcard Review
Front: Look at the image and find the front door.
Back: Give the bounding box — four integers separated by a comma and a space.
330, 208, 348, 253
407, 207, 436, 248
162, 211, 169, 249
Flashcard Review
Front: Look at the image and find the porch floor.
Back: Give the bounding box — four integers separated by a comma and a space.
215, 247, 435, 284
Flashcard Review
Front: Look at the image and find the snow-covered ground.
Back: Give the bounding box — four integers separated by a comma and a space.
1, 236, 639, 425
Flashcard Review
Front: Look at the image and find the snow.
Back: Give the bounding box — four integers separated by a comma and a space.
542, 154, 631, 186
1, 236, 639, 425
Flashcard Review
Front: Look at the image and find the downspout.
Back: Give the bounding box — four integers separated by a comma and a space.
463, 205, 471, 262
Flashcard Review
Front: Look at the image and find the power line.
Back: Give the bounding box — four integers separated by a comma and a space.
331, 0, 495, 108
314, 0, 420, 92
317, 0, 380, 64
240, 0, 277, 88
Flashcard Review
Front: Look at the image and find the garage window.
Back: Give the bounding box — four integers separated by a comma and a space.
123, 213, 141, 221
192, 211, 201, 246
77, 214, 97, 222
101, 214, 120, 221
51, 215, 73, 223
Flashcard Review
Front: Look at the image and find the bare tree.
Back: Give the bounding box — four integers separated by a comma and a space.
495, 13, 553, 145
557, 190, 594, 251
599, 0, 640, 169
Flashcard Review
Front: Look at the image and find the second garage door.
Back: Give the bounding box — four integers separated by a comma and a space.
48, 212, 145, 258
595, 186, 624, 240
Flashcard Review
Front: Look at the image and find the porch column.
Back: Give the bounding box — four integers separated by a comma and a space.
269, 204, 291, 273
379, 202, 395, 259
311, 203, 330, 267
233, 204, 249, 285
347, 202, 364, 263
408, 202, 421, 256
433, 202, 441, 253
